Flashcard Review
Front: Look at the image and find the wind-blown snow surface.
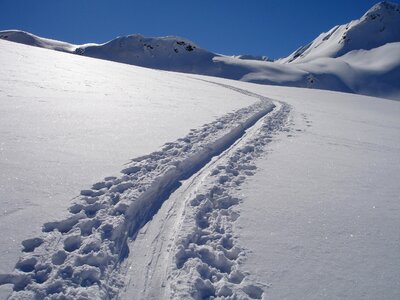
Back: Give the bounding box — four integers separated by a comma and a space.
1, 2, 400, 100
1, 31, 400, 299
0, 40, 257, 298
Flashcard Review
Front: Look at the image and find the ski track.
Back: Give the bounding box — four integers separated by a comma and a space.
168, 100, 291, 300
0, 82, 291, 299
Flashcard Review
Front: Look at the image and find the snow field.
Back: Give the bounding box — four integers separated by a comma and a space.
1, 12, 399, 298
209, 80, 400, 299
0, 39, 258, 298
0, 84, 275, 299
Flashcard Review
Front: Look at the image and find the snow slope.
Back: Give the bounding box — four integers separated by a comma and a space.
1, 2, 399, 100
114, 82, 400, 300
0, 6, 400, 299
1, 35, 399, 299
0, 39, 257, 298
222, 82, 400, 299
214, 42, 400, 100
280, 1, 400, 63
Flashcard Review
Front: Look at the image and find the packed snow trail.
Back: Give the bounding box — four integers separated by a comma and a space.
119, 99, 290, 299
169, 102, 290, 299
0, 83, 292, 299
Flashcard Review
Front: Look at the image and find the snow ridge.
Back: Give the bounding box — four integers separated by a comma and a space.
168, 84, 291, 299
0, 92, 275, 299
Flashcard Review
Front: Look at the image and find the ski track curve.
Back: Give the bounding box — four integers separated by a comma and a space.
0, 82, 291, 300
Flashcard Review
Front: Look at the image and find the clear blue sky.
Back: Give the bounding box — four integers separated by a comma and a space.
0, 0, 386, 59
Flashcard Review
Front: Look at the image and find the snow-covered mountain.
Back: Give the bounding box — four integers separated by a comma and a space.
75, 35, 219, 74
0, 30, 217, 74
0, 36, 399, 300
1, 2, 399, 100
279, 1, 400, 63
0, 30, 78, 52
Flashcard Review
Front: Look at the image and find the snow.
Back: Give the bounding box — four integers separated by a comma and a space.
140, 79, 399, 299
0, 3, 399, 298
279, 1, 400, 63
119, 80, 399, 299
0, 30, 78, 52
232, 55, 272, 62
2, 81, 275, 298
167, 100, 290, 299
215, 42, 400, 100
0, 40, 256, 298
228, 83, 400, 299
3, 62, 396, 298
1, 1, 400, 100
0, 30, 216, 75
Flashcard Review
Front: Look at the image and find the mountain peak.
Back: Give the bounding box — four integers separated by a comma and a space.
280, 1, 400, 63
363, 1, 400, 20
366, 1, 400, 13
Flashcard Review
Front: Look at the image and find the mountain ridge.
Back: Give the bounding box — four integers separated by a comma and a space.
279, 1, 400, 63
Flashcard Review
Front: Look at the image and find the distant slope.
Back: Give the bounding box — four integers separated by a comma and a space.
231, 42, 400, 97
0, 30, 78, 52
1, 2, 399, 100
279, 1, 400, 63
0, 30, 218, 75
75, 35, 218, 74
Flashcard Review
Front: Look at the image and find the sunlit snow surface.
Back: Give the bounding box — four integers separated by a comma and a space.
0, 40, 256, 297
279, 1, 400, 63
0, 37, 399, 299
224, 82, 400, 299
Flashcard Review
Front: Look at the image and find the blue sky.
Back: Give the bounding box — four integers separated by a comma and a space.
0, 0, 384, 59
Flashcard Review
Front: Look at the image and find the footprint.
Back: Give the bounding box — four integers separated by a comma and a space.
21, 238, 43, 252
16, 257, 37, 273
